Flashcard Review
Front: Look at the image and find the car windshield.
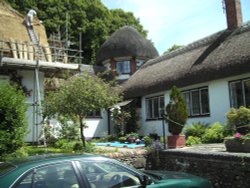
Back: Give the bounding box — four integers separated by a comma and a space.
0, 162, 16, 176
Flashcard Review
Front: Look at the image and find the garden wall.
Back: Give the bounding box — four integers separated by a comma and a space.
146, 149, 250, 188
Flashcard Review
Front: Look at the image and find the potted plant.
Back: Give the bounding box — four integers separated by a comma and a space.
225, 107, 250, 152
165, 86, 188, 148
126, 132, 139, 143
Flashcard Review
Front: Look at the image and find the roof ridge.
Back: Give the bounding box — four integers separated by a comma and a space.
142, 21, 250, 69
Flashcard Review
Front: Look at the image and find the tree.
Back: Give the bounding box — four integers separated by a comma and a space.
164, 44, 183, 54
165, 86, 188, 135
44, 73, 122, 147
0, 83, 28, 156
5, 0, 147, 64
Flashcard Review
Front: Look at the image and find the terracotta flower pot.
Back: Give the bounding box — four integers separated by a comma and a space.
167, 135, 186, 148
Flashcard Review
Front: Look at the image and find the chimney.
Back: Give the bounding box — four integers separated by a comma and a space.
224, 0, 243, 30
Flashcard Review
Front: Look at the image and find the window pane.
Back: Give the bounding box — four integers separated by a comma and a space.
146, 99, 152, 119
123, 61, 131, 74
153, 98, 159, 118
191, 90, 200, 115
15, 163, 80, 188
79, 161, 140, 188
230, 81, 244, 108
182, 92, 191, 115
200, 88, 210, 114
244, 80, 250, 107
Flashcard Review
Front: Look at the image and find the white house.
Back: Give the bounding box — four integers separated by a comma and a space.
122, 0, 250, 137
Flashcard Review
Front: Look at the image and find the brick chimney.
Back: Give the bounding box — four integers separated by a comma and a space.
224, 0, 243, 30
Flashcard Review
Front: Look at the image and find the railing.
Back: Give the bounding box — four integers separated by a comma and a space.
0, 37, 83, 64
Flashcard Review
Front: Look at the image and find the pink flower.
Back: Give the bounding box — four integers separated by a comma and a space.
235, 132, 242, 139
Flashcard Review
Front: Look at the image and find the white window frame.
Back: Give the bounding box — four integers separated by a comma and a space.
146, 96, 164, 120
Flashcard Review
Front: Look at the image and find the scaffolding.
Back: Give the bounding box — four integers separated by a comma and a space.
0, 30, 83, 144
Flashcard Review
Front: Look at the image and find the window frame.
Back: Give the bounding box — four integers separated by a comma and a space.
182, 87, 210, 117
145, 95, 164, 120
86, 110, 102, 118
116, 61, 131, 75
229, 77, 250, 108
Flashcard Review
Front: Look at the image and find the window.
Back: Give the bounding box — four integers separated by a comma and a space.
182, 87, 210, 117
116, 61, 131, 74
87, 110, 101, 118
15, 163, 80, 188
229, 78, 250, 108
146, 96, 164, 120
136, 60, 144, 70
79, 161, 140, 188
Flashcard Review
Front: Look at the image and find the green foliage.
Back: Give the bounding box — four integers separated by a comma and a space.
6, 0, 147, 64
143, 136, 153, 146
55, 139, 96, 153
184, 122, 209, 138
165, 86, 188, 135
125, 105, 140, 133
1, 147, 29, 161
118, 136, 127, 143
201, 122, 225, 143
57, 116, 80, 140
226, 107, 250, 135
110, 106, 131, 136
44, 73, 122, 147
186, 136, 202, 146
0, 83, 28, 156
164, 44, 184, 54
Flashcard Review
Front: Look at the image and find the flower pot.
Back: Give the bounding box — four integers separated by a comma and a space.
225, 139, 250, 153
167, 135, 186, 148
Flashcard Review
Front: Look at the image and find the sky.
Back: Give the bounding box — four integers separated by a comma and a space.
101, 0, 250, 55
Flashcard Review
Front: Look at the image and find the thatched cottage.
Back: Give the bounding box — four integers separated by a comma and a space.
120, 0, 250, 136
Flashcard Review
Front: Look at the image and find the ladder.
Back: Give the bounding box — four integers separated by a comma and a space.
27, 26, 46, 61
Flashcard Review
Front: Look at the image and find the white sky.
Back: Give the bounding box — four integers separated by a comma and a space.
101, 0, 250, 55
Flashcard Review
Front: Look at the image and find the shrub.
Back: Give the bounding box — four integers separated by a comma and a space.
165, 86, 188, 135
143, 136, 153, 146
184, 122, 209, 138
118, 137, 127, 143
201, 122, 225, 143
186, 136, 202, 146
0, 83, 28, 157
226, 107, 250, 135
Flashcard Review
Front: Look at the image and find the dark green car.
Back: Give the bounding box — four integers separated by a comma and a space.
0, 154, 212, 188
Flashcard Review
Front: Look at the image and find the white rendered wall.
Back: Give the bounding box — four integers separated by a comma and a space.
84, 110, 109, 138
19, 70, 44, 143
140, 73, 250, 136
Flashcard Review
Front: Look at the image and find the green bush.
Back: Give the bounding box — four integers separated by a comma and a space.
143, 136, 153, 146
165, 86, 188, 135
226, 107, 250, 135
186, 136, 202, 146
184, 122, 209, 138
201, 122, 225, 143
0, 83, 28, 157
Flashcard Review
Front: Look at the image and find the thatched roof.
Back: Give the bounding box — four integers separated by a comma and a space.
123, 22, 250, 99
96, 26, 159, 64
0, 0, 48, 46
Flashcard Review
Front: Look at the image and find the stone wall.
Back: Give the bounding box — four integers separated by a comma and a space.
147, 150, 250, 188
106, 150, 147, 169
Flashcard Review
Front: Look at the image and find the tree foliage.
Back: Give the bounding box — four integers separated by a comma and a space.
0, 83, 28, 157
164, 44, 183, 54
165, 86, 188, 135
5, 0, 147, 64
44, 73, 122, 147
